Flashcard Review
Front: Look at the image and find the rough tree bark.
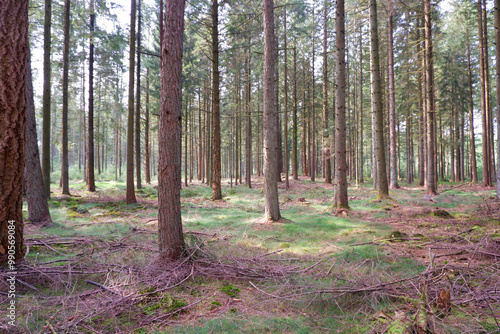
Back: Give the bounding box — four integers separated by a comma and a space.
126, 0, 137, 203
333, 0, 349, 210
0, 0, 28, 264
25, 47, 51, 224
263, 0, 281, 221
158, 0, 186, 260
369, 0, 389, 199
211, 0, 222, 200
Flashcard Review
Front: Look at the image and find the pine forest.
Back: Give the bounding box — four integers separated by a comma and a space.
1, 0, 500, 332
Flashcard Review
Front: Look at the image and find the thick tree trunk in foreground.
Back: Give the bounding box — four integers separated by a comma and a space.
0, 0, 28, 264
61, 0, 70, 195
25, 48, 51, 224
263, 0, 281, 221
158, 0, 186, 260
126, 0, 137, 203
211, 0, 222, 200
333, 0, 349, 210
369, 0, 389, 199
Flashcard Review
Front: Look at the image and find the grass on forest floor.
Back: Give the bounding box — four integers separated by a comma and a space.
2, 177, 500, 333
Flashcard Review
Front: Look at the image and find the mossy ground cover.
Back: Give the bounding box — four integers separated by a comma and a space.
2, 176, 499, 333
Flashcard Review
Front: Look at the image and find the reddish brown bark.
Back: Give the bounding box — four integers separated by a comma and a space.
0, 0, 29, 264
158, 0, 186, 260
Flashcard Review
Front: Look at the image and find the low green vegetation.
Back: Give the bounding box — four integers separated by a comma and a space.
9, 179, 499, 333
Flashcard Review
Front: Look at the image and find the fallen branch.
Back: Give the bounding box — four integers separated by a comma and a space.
85, 280, 120, 295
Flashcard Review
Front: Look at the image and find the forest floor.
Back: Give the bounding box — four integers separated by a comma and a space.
2, 176, 500, 333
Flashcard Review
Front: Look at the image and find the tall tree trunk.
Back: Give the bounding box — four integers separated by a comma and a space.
388, 0, 399, 189
136, 0, 142, 190
0, 0, 28, 264
478, 0, 491, 186
25, 46, 51, 224
61, 0, 71, 195
495, 0, 500, 198
245, 49, 252, 188
87, 0, 96, 192
310, 11, 316, 183
263, 0, 281, 221
145, 68, 151, 184
416, 16, 425, 187
424, 0, 437, 195
357, 24, 364, 184
466, 28, 477, 183
126, 0, 137, 203
185, 101, 189, 187
323, 0, 331, 184
292, 45, 298, 180
333, 0, 349, 209
42, 0, 52, 197
369, 0, 389, 199
211, 0, 222, 200
483, 0, 496, 184
284, 9, 290, 189
158, 0, 186, 261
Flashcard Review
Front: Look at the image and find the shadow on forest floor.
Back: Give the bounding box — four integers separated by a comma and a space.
1, 177, 500, 333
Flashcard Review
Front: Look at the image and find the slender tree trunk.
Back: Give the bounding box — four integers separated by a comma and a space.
60, 0, 71, 195
483, 0, 496, 184
136, 0, 142, 190
145, 68, 151, 184
424, 0, 437, 195
284, 9, 290, 189
369, 0, 389, 199
245, 49, 252, 188
158, 0, 186, 261
25, 46, 51, 224
42, 0, 52, 197
0, 0, 28, 264
333, 0, 349, 209
358, 24, 364, 184
292, 46, 298, 180
388, 0, 399, 189
87, 0, 96, 192
263, 0, 281, 221
323, 0, 331, 184
310, 11, 316, 183
478, 0, 491, 186
126, 0, 137, 203
185, 101, 189, 187
495, 0, 500, 198
211, 0, 222, 200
